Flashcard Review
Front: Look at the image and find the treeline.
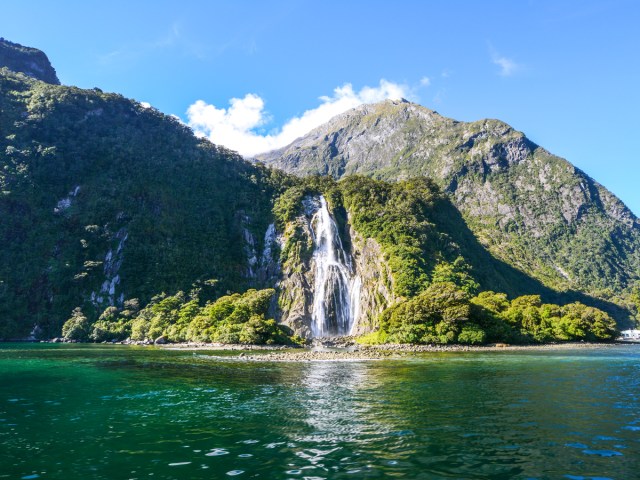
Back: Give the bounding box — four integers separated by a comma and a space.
61, 287, 302, 345
364, 281, 618, 345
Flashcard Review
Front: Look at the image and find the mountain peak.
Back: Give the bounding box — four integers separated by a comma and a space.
0, 38, 60, 84
254, 99, 450, 171
383, 97, 411, 105
256, 99, 640, 299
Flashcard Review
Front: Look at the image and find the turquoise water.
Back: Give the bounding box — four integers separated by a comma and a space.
1, 344, 639, 479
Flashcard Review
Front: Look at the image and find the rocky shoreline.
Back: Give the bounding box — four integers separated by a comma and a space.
27, 337, 638, 362
165, 339, 635, 362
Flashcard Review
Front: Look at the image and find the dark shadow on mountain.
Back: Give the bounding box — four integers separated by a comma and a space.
431, 196, 632, 327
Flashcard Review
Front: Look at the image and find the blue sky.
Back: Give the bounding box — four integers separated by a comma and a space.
2, 0, 639, 212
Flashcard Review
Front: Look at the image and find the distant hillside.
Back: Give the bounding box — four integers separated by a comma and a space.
256, 100, 640, 304
0, 38, 59, 84
0, 69, 286, 338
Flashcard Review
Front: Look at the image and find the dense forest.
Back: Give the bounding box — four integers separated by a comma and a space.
68, 174, 618, 345
0, 67, 292, 338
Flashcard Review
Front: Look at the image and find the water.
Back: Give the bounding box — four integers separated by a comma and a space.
310, 196, 361, 337
1, 344, 640, 479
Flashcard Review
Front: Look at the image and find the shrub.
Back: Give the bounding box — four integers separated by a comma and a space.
457, 323, 487, 345
61, 307, 90, 341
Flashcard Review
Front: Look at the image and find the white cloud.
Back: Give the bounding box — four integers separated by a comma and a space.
186, 79, 410, 157
487, 42, 521, 77
420, 76, 431, 87
492, 54, 519, 76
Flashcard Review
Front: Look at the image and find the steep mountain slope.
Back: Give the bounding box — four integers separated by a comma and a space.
0, 69, 284, 338
270, 175, 620, 343
0, 39, 629, 343
256, 100, 640, 301
0, 38, 59, 84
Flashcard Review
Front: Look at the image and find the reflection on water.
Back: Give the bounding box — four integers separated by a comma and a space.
298, 361, 377, 440
0, 344, 639, 479
288, 361, 396, 477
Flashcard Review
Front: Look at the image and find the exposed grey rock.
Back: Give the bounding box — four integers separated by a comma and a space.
256, 100, 640, 297
349, 228, 395, 335
0, 38, 60, 84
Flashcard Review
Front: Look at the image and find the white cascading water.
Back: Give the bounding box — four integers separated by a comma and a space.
310, 196, 361, 337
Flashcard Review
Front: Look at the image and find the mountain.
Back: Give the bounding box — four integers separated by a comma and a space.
0, 40, 628, 344
256, 100, 640, 303
0, 38, 59, 84
0, 67, 287, 338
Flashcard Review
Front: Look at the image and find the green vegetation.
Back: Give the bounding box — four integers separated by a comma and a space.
257, 100, 640, 314
0, 38, 59, 84
0, 43, 630, 344
340, 176, 438, 296
61, 307, 90, 341
274, 176, 619, 344
0, 68, 292, 339
62, 288, 302, 345
372, 285, 617, 345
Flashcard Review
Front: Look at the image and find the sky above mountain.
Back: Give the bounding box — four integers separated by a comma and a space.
2, 0, 639, 213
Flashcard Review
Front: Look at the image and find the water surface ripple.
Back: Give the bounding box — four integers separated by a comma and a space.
1, 343, 639, 479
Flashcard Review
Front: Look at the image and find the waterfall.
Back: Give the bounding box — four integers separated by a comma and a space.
310, 196, 361, 337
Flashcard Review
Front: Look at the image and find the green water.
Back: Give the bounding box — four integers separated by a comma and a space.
1, 344, 639, 479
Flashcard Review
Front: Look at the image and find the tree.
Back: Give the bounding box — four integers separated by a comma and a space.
457, 323, 486, 345
471, 291, 509, 315
557, 302, 617, 341
431, 257, 480, 295
61, 307, 90, 341
381, 282, 472, 344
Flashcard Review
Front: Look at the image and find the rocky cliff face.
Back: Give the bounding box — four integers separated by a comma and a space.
0, 38, 60, 84
276, 200, 316, 336
349, 228, 395, 335
256, 100, 640, 298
